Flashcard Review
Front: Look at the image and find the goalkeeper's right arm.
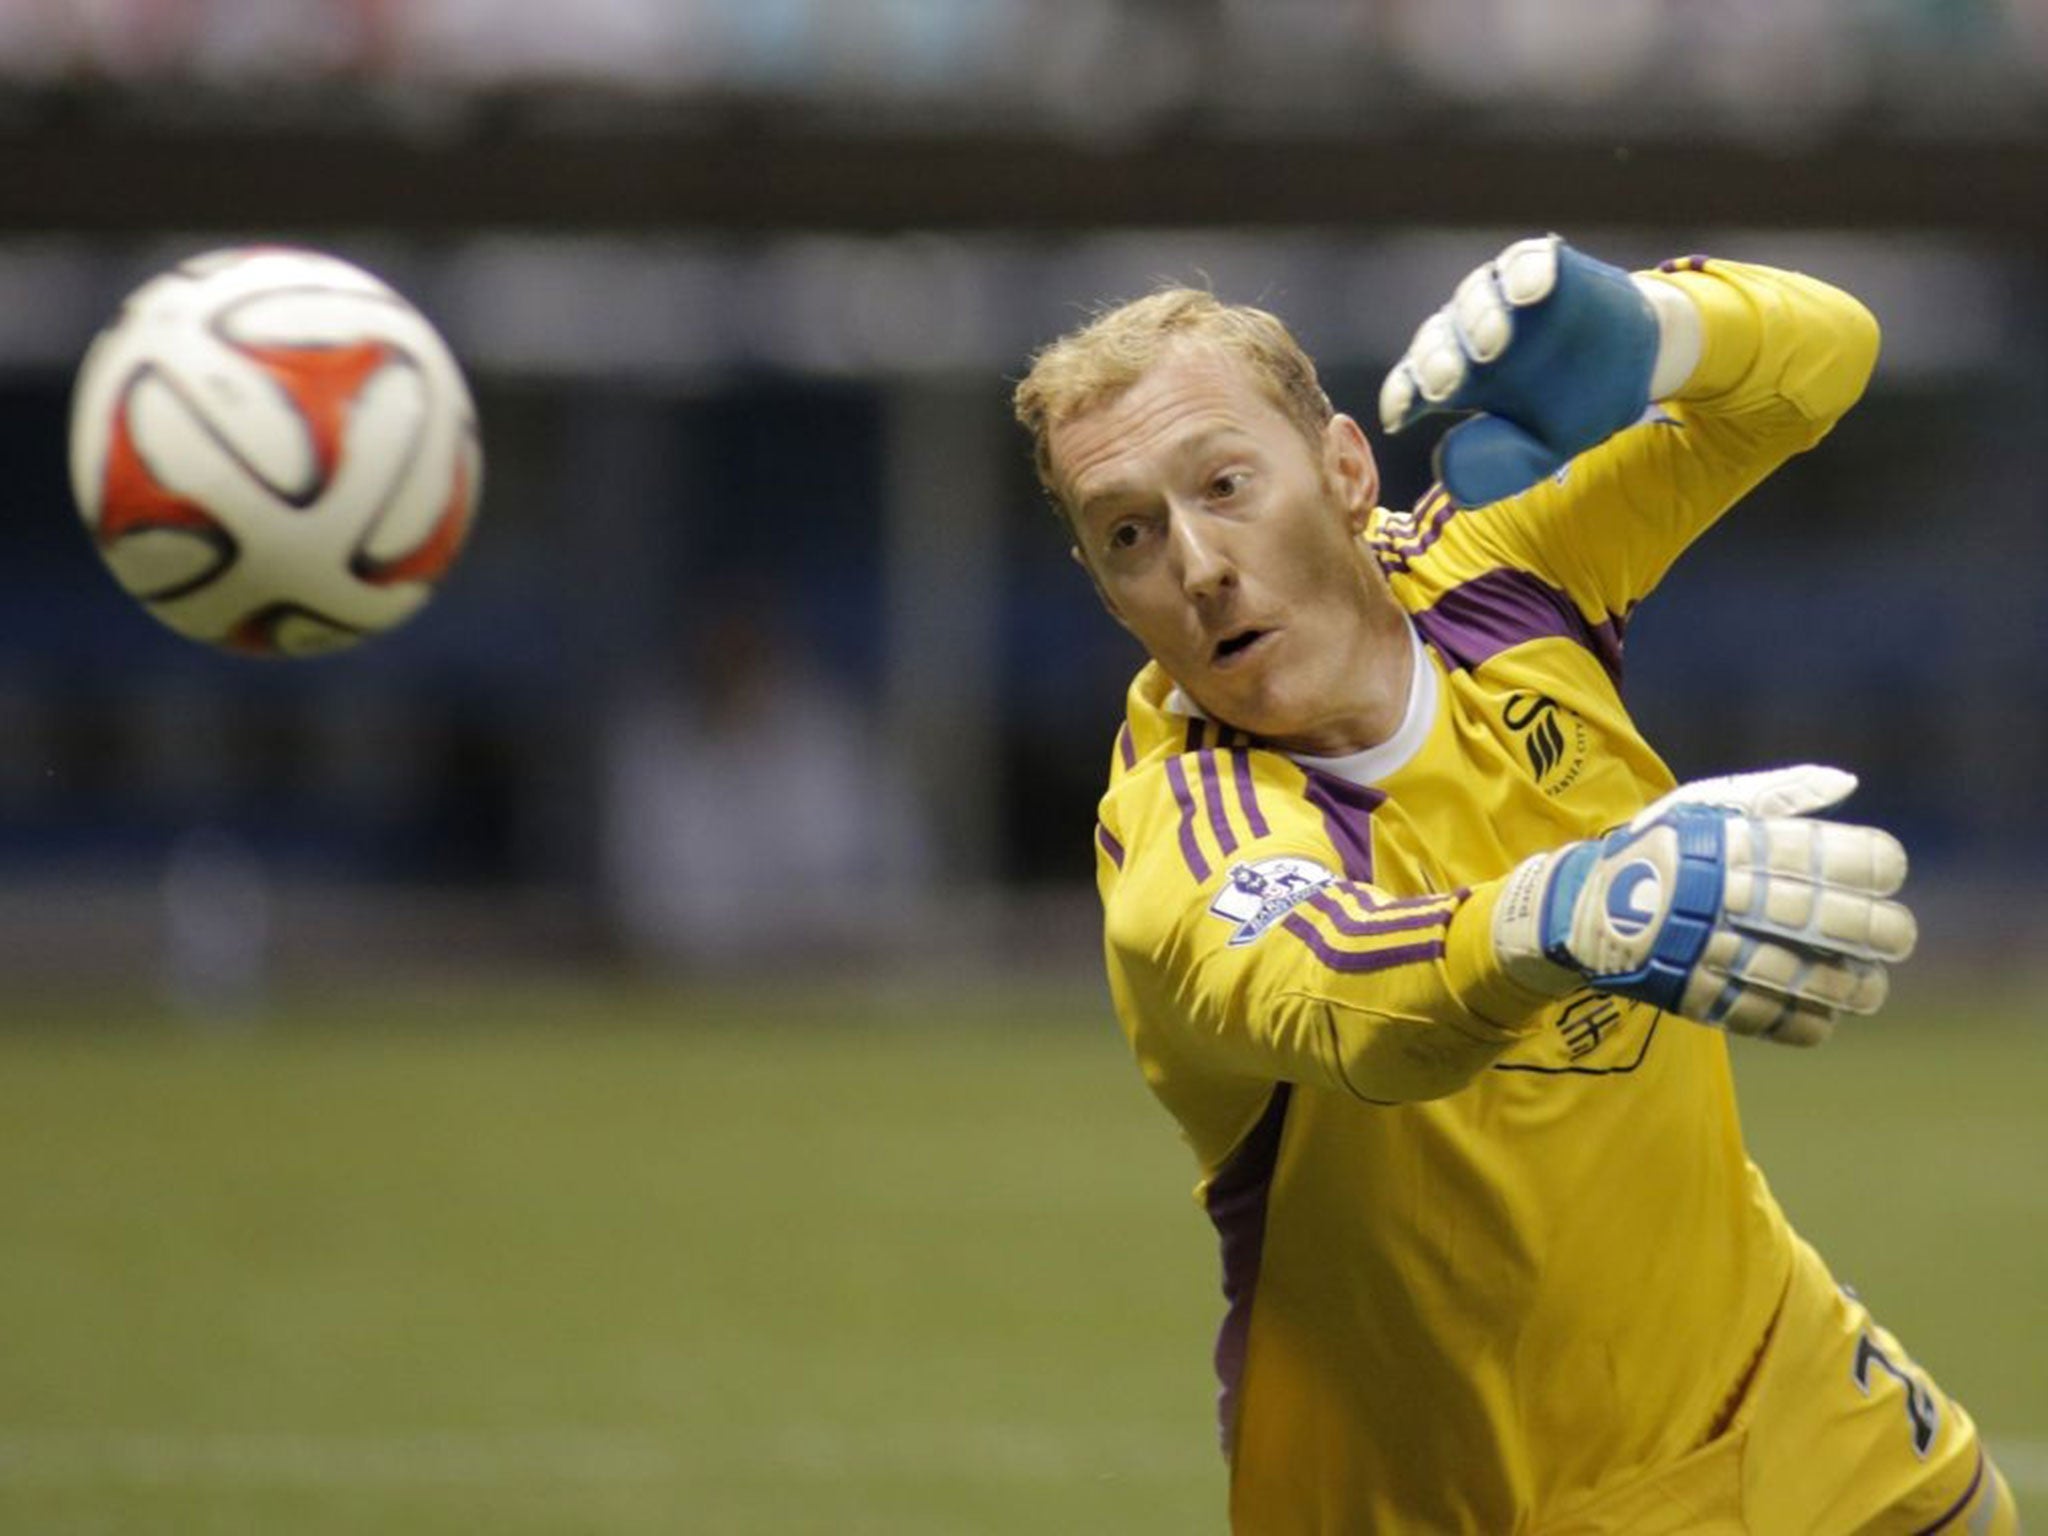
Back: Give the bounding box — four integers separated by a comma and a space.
1101, 764, 1912, 1121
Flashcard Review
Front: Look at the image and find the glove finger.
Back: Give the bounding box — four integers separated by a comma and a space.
1813, 894, 1916, 962
1687, 970, 1839, 1043
1407, 311, 1468, 404
1722, 872, 1917, 963
1494, 234, 1562, 308
1724, 821, 1915, 960
1382, 241, 1557, 434
1695, 937, 1884, 1036
1750, 817, 1909, 896
1378, 314, 1468, 434
1452, 263, 1513, 364
1632, 765, 1858, 829
1378, 361, 1420, 435
1745, 944, 1890, 1014
1436, 414, 1565, 509
1756, 999, 1838, 1048
1693, 933, 1890, 1014
1436, 241, 1564, 411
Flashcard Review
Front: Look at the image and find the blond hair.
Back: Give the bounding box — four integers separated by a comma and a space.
1013, 287, 1334, 516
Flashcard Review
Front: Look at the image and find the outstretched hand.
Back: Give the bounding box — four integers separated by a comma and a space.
1493, 765, 1917, 1048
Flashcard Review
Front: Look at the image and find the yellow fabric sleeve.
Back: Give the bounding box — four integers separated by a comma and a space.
1101, 794, 1553, 1107
1440, 260, 1880, 625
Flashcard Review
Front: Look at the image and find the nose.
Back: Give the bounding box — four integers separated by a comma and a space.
1168, 506, 1235, 602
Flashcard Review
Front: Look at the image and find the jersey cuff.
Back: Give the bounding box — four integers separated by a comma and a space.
1445, 880, 1573, 1035
1640, 266, 1763, 404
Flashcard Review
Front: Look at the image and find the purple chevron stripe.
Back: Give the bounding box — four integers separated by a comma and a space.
1117, 723, 1136, 769
1096, 822, 1125, 868
1205, 1083, 1291, 1457
1306, 887, 1455, 938
1385, 485, 1449, 539
1412, 565, 1624, 687
1164, 755, 1212, 882
1302, 770, 1381, 881
1657, 254, 1712, 274
1321, 883, 1456, 916
1373, 487, 1462, 574
1197, 750, 1240, 859
1230, 750, 1271, 839
1281, 913, 1447, 972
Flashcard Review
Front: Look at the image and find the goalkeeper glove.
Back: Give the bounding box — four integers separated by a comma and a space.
1492, 765, 1916, 1047
1378, 234, 1702, 509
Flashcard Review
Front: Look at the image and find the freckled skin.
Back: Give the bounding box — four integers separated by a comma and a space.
1051, 341, 1414, 757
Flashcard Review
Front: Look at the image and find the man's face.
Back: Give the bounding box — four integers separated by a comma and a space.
1050, 341, 1389, 756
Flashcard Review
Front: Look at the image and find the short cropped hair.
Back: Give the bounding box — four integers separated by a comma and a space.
1013, 287, 1334, 518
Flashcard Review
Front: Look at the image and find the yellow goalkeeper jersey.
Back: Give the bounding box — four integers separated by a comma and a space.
1092, 260, 1881, 1532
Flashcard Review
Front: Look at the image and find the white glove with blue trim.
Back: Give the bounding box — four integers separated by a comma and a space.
1379, 234, 1702, 509
1492, 766, 1917, 1047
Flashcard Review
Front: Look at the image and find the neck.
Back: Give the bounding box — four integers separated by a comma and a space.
1268, 595, 1414, 758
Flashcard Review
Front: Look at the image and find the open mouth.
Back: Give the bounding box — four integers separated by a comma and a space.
1213, 629, 1269, 665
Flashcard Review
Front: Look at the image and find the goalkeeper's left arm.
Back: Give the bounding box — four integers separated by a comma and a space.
1378, 233, 1876, 508
1377, 235, 1880, 618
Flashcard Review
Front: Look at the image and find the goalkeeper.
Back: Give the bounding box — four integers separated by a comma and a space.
1013, 238, 2018, 1532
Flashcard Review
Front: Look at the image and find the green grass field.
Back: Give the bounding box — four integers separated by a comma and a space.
0, 977, 2039, 1533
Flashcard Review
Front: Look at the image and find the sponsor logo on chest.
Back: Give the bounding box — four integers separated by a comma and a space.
1501, 691, 1589, 797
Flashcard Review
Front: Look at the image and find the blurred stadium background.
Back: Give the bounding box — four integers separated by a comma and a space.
0, 2, 2043, 1530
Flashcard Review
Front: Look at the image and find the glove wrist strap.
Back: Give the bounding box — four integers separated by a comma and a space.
1635, 275, 1704, 401
1492, 852, 1585, 997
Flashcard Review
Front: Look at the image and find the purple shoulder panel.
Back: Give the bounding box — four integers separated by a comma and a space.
1411, 566, 1624, 688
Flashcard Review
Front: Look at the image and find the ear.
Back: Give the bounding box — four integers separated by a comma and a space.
1071, 544, 1128, 627
1323, 414, 1380, 533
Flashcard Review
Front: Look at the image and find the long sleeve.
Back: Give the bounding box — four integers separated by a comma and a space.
1096, 719, 1556, 1169
1445, 259, 1881, 624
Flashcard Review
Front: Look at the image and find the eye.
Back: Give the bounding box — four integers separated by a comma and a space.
1106, 520, 1145, 553
1209, 470, 1249, 501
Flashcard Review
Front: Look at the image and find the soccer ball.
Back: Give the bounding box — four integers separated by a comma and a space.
67, 246, 482, 656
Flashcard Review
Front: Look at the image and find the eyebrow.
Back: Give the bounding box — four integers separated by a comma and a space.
1073, 426, 1250, 526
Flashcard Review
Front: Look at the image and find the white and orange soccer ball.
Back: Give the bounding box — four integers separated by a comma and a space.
67, 246, 481, 657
